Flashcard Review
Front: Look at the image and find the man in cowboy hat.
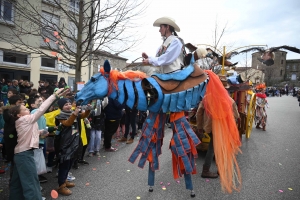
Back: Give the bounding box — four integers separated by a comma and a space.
142, 16, 185, 74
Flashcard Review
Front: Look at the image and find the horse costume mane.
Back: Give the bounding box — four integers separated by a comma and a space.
100, 65, 148, 95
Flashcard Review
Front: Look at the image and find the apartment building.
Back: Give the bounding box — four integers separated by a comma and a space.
0, 0, 90, 90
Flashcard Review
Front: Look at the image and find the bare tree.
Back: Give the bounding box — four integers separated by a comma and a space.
212, 19, 227, 52
0, 0, 146, 90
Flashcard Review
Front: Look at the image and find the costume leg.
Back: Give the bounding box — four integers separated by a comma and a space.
148, 163, 155, 192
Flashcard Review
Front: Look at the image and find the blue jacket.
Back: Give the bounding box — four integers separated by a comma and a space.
31, 109, 47, 144
104, 97, 124, 120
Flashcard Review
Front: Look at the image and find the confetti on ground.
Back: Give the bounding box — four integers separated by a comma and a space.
103, 156, 106, 157
167, 183, 170, 186
0, 189, 3, 193
288, 188, 293, 191
279, 190, 283, 193
92, 168, 96, 171
206, 179, 210, 182
286, 149, 289, 151
160, 182, 163, 185
127, 170, 130, 172
279, 163, 282, 165
162, 186, 166, 190
98, 158, 100, 160
176, 180, 180, 184
85, 183, 90, 186
106, 162, 110, 164
136, 196, 141, 199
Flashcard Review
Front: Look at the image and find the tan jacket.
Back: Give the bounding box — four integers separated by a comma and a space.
196, 97, 239, 133
15, 95, 56, 154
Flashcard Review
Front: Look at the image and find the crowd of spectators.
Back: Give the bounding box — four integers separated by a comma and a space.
0, 77, 148, 199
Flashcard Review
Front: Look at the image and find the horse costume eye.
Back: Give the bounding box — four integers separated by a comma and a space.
91, 77, 96, 82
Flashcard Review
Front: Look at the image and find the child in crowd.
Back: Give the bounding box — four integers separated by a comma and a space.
8, 88, 68, 200
88, 100, 105, 157
3, 95, 23, 180
28, 95, 57, 183
5, 88, 18, 106
54, 98, 91, 196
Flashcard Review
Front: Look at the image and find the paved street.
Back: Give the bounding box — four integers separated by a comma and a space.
1, 95, 300, 200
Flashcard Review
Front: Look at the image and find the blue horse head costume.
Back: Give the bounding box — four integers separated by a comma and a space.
75, 60, 208, 113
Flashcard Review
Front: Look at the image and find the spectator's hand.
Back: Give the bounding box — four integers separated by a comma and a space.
85, 104, 93, 111
39, 130, 49, 138
55, 88, 70, 98
142, 52, 148, 59
142, 59, 149, 65
74, 106, 81, 116
0, 144, 3, 148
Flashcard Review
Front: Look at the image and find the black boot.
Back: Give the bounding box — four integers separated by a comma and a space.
201, 165, 218, 179
256, 123, 261, 129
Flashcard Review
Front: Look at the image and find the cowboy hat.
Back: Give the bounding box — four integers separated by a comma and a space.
153, 16, 180, 32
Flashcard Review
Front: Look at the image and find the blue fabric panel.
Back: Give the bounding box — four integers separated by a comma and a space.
177, 91, 186, 111
146, 77, 163, 113
152, 64, 194, 81
185, 88, 193, 110
191, 85, 199, 108
184, 173, 193, 190
135, 80, 148, 111
125, 80, 135, 109
198, 80, 207, 100
109, 86, 118, 99
117, 80, 125, 104
148, 164, 155, 186
180, 118, 201, 145
196, 82, 204, 103
162, 94, 171, 113
169, 93, 179, 112
138, 144, 152, 168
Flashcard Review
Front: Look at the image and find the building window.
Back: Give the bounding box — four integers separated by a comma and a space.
280, 69, 283, 76
41, 11, 60, 49
69, 0, 79, 13
291, 74, 296, 81
286, 65, 289, 69
68, 21, 78, 52
281, 60, 283, 64
0, 0, 14, 22
3, 51, 28, 65
41, 57, 56, 68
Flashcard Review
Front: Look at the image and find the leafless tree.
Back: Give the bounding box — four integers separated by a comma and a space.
0, 0, 146, 90
209, 17, 231, 54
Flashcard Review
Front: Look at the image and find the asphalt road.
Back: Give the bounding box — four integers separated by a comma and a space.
1, 95, 300, 200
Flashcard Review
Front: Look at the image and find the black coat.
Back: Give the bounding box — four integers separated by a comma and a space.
3, 105, 18, 162
89, 110, 105, 131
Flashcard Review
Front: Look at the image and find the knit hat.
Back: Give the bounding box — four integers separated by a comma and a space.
57, 98, 71, 110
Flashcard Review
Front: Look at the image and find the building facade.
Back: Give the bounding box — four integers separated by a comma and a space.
251, 50, 287, 86
93, 51, 128, 74
0, 0, 90, 91
285, 59, 300, 83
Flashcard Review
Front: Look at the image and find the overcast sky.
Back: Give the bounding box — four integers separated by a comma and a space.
120, 0, 300, 66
